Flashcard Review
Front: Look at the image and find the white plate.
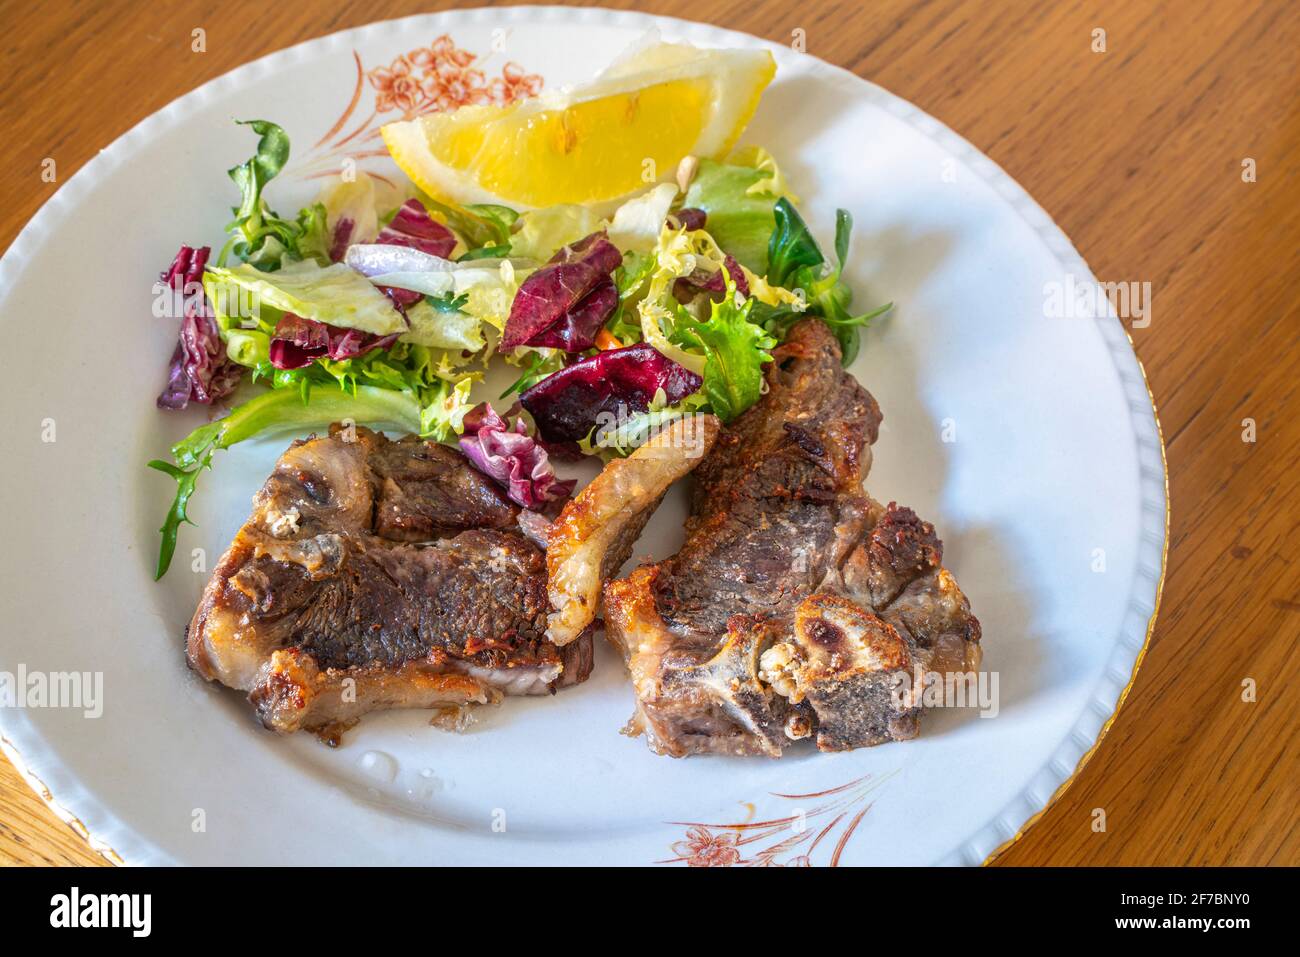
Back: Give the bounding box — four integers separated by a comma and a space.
0, 6, 1166, 866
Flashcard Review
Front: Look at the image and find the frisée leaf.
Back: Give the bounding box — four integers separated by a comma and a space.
669, 267, 776, 423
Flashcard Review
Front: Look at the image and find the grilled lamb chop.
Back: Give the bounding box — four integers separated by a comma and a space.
187, 424, 593, 741
603, 320, 981, 757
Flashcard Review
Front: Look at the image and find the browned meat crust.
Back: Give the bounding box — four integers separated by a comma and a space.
545, 415, 721, 645
603, 320, 981, 757
187, 425, 592, 738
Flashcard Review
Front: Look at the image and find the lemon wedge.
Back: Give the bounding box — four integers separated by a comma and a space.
381, 41, 776, 211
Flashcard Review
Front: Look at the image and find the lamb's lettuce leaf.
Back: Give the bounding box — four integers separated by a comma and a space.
772, 203, 893, 365
463, 203, 519, 248
766, 197, 824, 288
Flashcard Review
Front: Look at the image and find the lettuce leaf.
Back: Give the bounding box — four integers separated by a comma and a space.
415, 195, 517, 252
578, 391, 708, 457
500, 232, 622, 351
462, 203, 519, 249
766, 197, 825, 288
400, 297, 486, 352
346, 245, 523, 336
316, 174, 381, 255
608, 183, 679, 252
668, 269, 776, 423
510, 204, 602, 261
205, 262, 407, 336
458, 403, 575, 508
519, 343, 701, 444
376, 199, 457, 258
155, 246, 244, 409
418, 376, 476, 442
682, 157, 780, 273
635, 225, 801, 375
604, 249, 657, 343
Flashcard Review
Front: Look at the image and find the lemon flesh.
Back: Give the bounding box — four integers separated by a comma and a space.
381, 43, 776, 211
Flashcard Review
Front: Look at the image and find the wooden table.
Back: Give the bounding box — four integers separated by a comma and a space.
1, 0, 1295, 867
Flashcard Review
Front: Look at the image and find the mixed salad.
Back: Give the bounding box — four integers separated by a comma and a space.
149, 120, 890, 578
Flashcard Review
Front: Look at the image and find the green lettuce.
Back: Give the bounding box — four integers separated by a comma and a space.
766, 197, 825, 288
604, 249, 657, 344
509, 204, 601, 261
499, 349, 565, 399
578, 392, 708, 457
206, 262, 407, 336
401, 297, 486, 352
669, 270, 776, 423
681, 151, 788, 273
415, 196, 517, 253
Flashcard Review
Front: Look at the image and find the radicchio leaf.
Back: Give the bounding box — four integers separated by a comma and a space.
268, 313, 398, 369
328, 217, 355, 263
458, 402, 576, 509
156, 245, 243, 410
375, 199, 457, 259
378, 284, 424, 314
672, 253, 750, 304
668, 207, 708, 231
500, 231, 622, 352
525, 276, 618, 351
519, 344, 702, 444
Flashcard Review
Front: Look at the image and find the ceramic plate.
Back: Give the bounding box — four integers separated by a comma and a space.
0, 6, 1166, 866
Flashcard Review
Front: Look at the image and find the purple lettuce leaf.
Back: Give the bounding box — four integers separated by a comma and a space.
519, 343, 702, 444
458, 402, 576, 509
672, 253, 750, 304
156, 245, 243, 410
500, 231, 622, 352
328, 217, 355, 263
668, 207, 708, 231
523, 275, 618, 351
378, 284, 424, 315
268, 313, 398, 370
375, 199, 457, 259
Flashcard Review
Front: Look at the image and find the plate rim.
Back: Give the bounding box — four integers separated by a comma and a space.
0, 4, 1169, 867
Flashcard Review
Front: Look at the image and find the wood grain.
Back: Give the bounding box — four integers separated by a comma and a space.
0, 0, 1295, 867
